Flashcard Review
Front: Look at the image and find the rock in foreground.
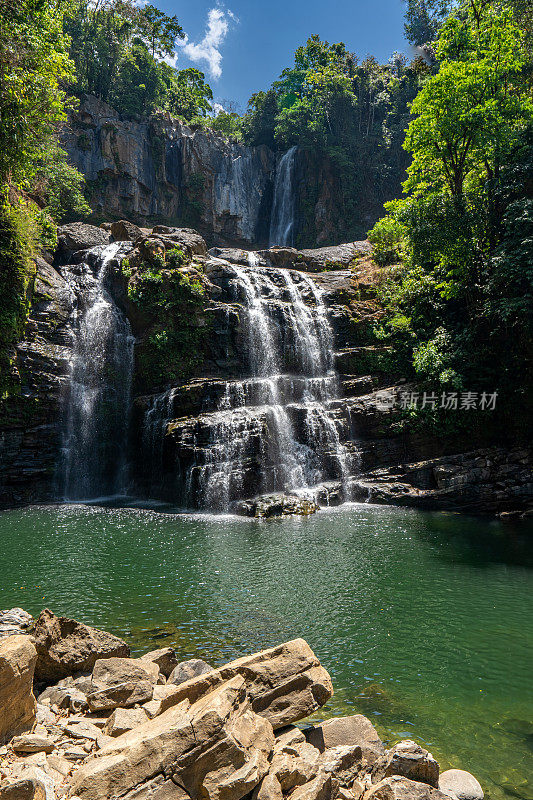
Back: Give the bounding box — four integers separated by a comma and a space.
0, 635, 37, 744
33, 609, 130, 684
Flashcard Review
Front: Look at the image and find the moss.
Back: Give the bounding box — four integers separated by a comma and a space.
0, 201, 38, 396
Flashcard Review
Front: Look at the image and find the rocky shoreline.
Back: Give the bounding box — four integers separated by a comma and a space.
0, 608, 484, 800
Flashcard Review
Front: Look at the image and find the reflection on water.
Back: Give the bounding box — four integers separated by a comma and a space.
1, 503, 532, 800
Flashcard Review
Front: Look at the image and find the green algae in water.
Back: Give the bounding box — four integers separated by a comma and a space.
1, 502, 532, 800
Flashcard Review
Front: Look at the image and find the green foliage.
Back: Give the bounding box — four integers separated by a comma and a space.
35, 144, 91, 223
163, 68, 213, 119
134, 4, 183, 58
368, 213, 406, 265
403, 0, 456, 46
0, 202, 38, 392
0, 0, 75, 187
110, 40, 166, 117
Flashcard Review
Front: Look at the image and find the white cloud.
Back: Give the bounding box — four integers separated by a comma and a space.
181, 6, 237, 80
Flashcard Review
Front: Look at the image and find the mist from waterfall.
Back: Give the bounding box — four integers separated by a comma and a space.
61, 243, 134, 500
269, 146, 298, 247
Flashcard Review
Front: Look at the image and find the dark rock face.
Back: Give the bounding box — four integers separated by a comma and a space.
63, 96, 276, 247
57, 223, 110, 254
33, 609, 130, 684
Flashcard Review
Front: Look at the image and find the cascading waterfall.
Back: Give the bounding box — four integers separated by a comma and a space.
269, 146, 298, 247
61, 243, 134, 500
178, 261, 353, 511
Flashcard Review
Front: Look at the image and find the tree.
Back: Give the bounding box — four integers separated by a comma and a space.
110, 40, 166, 117
403, 0, 456, 46
164, 67, 213, 119
0, 0, 74, 186
135, 4, 184, 59
404, 3, 533, 198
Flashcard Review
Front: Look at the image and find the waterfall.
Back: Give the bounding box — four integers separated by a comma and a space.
175, 262, 352, 511
61, 243, 134, 500
269, 146, 298, 247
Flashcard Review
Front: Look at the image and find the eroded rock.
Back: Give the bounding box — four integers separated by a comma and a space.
306, 715, 384, 763
103, 708, 149, 737
372, 742, 439, 788
235, 494, 319, 518
364, 777, 453, 800
57, 223, 109, 255
168, 658, 213, 686
0, 635, 37, 744
0, 609, 34, 640
140, 647, 179, 679
86, 657, 159, 711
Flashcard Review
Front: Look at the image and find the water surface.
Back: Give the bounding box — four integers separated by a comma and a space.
1, 503, 531, 800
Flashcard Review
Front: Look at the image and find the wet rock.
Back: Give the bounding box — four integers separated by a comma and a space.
86, 657, 159, 711
150, 226, 207, 256
167, 658, 213, 686
372, 742, 439, 788
364, 778, 452, 800
0, 609, 34, 640
110, 220, 143, 242
10, 735, 55, 755
306, 716, 384, 764
33, 609, 130, 684
140, 647, 179, 679
57, 223, 109, 255
438, 770, 483, 800
153, 638, 333, 730
0, 635, 37, 744
235, 494, 319, 518
103, 708, 149, 737
69, 675, 274, 800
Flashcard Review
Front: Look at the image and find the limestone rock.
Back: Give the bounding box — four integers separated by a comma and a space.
86, 657, 159, 711
372, 742, 439, 788
168, 658, 213, 686
110, 220, 143, 243
270, 737, 321, 791
289, 769, 337, 800
438, 770, 483, 800
0, 610, 34, 640
103, 708, 149, 737
69, 675, 274, 800
57, 223, 109, 254
320, 745, 365, 785
121, 775, 191, 800
140, 647, 179, 679
252, 774, 283, 800
10, 735, 55, 755
142, 685, 183, 718
364, 777, 452, 800
0, 778, 47, 800
33, 610, 129, 684
306, 716, 384, 763
154, 638, 333, 729
0, 635, 37, 744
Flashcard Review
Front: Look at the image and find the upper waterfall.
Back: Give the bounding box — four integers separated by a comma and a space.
269, 146, 298, 247
61, 243, 134, 500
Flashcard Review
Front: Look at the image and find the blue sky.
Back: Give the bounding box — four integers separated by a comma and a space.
159, 0, 409, 110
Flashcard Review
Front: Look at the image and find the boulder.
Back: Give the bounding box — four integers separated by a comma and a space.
0, 778, 47, 800
0, 609, 34, 639
0, 635, 37, 744
103, 707, 149, 737
150, 226, 207, 256
289, 770, 337, 800
10, 735, 55, 755
372, 742, 439, 788
69, 675, 274, 800
438, 771, 483, 800
110, 220, 143, 243
37, 684, 89, 713
86, 657, 159, 711
306, 716, 384, 763
320, 745, 365, 785
364, 777, 452, 800
57, 223, 109, 254
152, 638, 333, 730
270, 737, 321, 791
252, 774, 283, 800
33, 609, 129, 684
168, 658, 213, 686
142, 684, 183, 719
140, 647, 179, 679
235, 494, 318, 518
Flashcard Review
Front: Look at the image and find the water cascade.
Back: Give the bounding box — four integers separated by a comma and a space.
161, 261, 354, 511
269, 146, 298, 247
61, 243, 134, 500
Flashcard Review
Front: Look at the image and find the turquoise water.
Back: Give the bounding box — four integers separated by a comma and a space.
1, 503, 531, 799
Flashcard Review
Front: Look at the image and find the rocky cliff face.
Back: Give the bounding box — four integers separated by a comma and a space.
2, 221, 529, 515
63, 97, 275, 247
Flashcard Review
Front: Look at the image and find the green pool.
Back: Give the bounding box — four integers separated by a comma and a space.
1, 503, 531, 800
